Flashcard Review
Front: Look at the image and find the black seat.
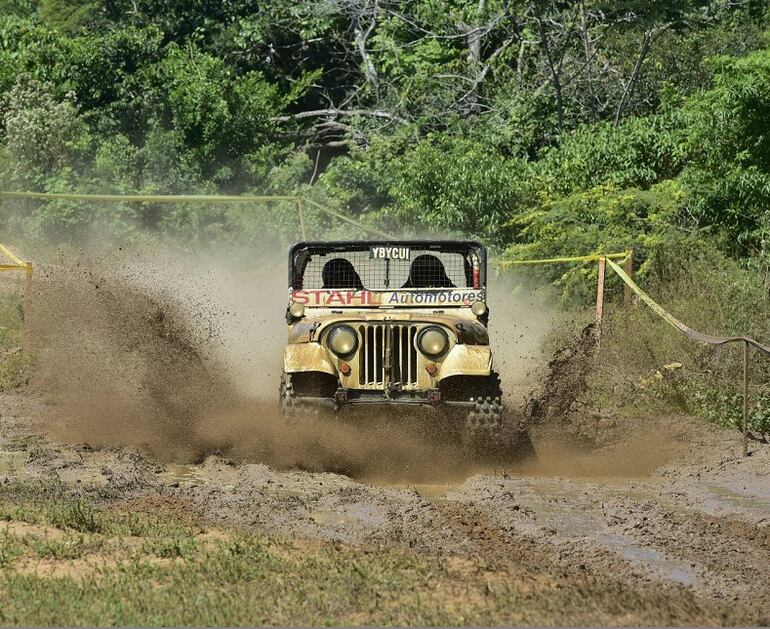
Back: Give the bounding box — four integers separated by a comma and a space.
322, 258, 364, 290
402, 254, 455, 288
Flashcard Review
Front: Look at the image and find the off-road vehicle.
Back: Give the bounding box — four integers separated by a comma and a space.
280, 240, 520, 450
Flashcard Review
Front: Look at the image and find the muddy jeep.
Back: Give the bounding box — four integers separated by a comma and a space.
280, 241, 517, 450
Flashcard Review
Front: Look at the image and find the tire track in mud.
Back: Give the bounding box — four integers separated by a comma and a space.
412, 500, 742, 626
2, 384, 770, 624
3, 251, 770, 624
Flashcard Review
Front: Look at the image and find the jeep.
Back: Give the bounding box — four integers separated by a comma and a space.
280, 240, 519, 450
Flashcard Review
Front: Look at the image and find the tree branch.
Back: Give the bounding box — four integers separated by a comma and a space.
272, 109, 408, 124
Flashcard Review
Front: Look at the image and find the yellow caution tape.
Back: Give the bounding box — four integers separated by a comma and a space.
301, 198, 396, 239
0, 243, 26, 267
606, 258, 770, 355
0, 191, 299, 203
0, 190, 397, 240
0, 244, 32, 276
498, 251, 629, 268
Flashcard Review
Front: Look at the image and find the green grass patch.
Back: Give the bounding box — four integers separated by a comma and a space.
47, 499, 104, 534
0, 532, 517, 626
141, 534, 198, 559
0, 479, 743, 626
0, 291, 23, 350
21, 534, 103, 561
0, 531, 23, 567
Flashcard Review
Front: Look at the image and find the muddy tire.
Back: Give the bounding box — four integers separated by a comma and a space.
279, 373, 304, 425
464, 372, 523, 459
279, 373, 327, 425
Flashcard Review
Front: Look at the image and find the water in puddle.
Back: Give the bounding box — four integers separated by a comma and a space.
164, 463, 204, 483
700, 483, 770, 517
598, 532, 696, 586
501, 477, 698, 587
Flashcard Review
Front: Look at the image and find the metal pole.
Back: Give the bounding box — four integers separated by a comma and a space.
595, 256, 606, 347
297, 198, 307, 240
743, 339, 749, 457
624, 248, 634, 308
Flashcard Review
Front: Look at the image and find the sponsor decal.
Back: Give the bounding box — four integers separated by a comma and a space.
290, 289, 485, 307
369, 246, 411, 260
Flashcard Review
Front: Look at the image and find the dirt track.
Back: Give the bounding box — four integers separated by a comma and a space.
2, 386, 769, 626
1, 257, 769, 624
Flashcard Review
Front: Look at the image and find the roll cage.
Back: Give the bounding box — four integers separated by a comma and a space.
288, 240, 487, 291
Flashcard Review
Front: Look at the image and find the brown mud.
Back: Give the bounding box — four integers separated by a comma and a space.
1, 255, 769, 624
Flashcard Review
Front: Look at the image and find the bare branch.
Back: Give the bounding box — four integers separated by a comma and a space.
272, 108, 408, 124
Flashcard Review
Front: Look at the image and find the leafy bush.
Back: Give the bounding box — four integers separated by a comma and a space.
48, 499, 104, 534
594, 240, 770, 433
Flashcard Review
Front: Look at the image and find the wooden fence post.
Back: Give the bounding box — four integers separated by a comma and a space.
21, 263, 32, 353
624, 248, 634, 308
595, 256, 606, 347
743, 339, 750, 457
297, 198, 307, 240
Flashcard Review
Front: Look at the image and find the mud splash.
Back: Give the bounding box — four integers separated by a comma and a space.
22, 247, 542, 480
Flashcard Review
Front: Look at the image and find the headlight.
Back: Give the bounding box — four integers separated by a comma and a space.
417, 326, 449, 357
289, 302, 305, 318
327, 325, 358, 356
470, 300, 487, 316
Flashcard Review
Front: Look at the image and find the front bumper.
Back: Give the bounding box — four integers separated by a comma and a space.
293, 388, 475, 412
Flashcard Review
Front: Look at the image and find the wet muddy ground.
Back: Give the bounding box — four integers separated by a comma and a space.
1, 387, 769, 625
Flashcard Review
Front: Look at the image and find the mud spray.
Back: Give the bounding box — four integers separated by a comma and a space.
22, 242, 672, 483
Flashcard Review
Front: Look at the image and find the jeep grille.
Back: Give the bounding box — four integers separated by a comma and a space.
357, 323, 419, 389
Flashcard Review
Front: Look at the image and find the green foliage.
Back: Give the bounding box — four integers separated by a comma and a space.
503, 182, 686, 302
0, 0, 767, 432
676, 50, 770, 262
38, 0, 101, 33
1, 78, 87, 185
387, 136, 531, 244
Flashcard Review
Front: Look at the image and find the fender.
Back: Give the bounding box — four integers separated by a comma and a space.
284, 342, 337, 376
437, 344, 493, 381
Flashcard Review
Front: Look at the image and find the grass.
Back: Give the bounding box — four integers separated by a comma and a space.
0, 291, 23, 351
0, 289, 26, 389
560, 247, 770, 435
0, 480, 727, 627
22, 534, 103, 561
0, 484, 529, 626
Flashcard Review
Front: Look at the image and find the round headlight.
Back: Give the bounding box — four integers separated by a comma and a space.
289, 302, 305, 318
470, 300, 487, 316
327, 325, 358, 356
417, 326, 449, 357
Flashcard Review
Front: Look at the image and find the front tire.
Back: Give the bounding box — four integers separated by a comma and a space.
443, 372, 526, 460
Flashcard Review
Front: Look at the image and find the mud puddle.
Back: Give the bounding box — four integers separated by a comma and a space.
699, 483, 770, 518
598, 534, 697, 586
379, 481, 476, 500
162, 463, 205, 485
446, 474, 702, 586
